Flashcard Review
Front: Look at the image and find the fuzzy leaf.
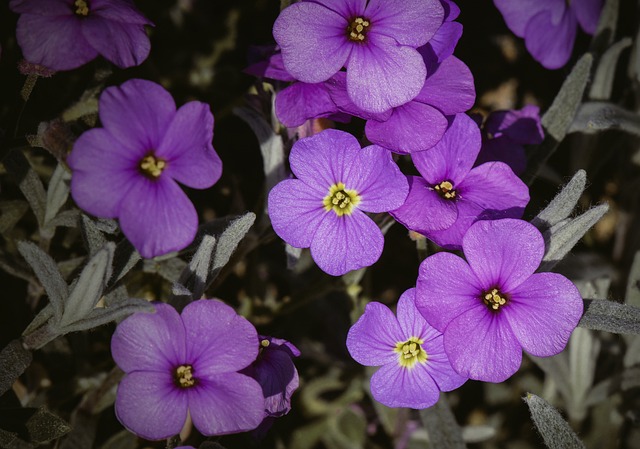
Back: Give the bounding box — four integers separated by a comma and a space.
591, 0, 619, 55
17, 241, 67, 322
0, 201, 29, 235
80, 215, 108, 256
590, 38, 632, 100
569, 102, 640, 136
0, 340, 33, 397
579, 298, 640, 334
531, 170, 586, 231
45, 210, 80, 229
524, 393, 585, 449
44, 164, 71, 225
419, 396, 467, 449
60, 299, 154, 334
178, 234, 217, 300
4, 150, 47, 227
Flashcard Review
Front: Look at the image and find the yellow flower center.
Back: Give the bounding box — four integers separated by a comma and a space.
483, 288, 508, 311
323, 182, 361, 216
347, 17, 370, 42
434, 180, 457, 200
139, 153, 167, 179
174, 364, 196, 388
74, 0, 89, 16
394, 337, 428, 369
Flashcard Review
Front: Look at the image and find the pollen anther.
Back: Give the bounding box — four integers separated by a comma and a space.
347, 17, 371, 42
74, 0, 89, 16
175, 364, 196, 388
139, 154, 167, 179
394, 336, 428, 369
323, 182, 361, 216
482, 288, 508, 311
434, 180, 457, 200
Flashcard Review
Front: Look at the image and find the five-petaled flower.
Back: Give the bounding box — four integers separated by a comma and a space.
111, 300, 265, 440
10, 0, 153, 71
415, 219, 584, 382
268, 129, 408, 276
347, 288, 467, 408
67, 78, 222, 259
273, 0, 445, 113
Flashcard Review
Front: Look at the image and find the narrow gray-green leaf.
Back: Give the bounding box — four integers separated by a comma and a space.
143, 257, 187, 283
524, 393, 585, 449
528, 354, 572, 403
44, 164, 71, 225
567, 328, 600, 422
60, 299, 154, 334
531, 170, 586, 231
286, 243, 303, 270
17, 241, 67, 322
419, 396, 467, 449
628, 23, 640, 81
589, 38, 632, 100
107, 239, 140, 288
0, 340, 33, 397
4, 150, 47, 227
59, 243, 114, 327
579, 298, 640, 334
0, 201, 29, 235
23, 407, 72, 444
44, 209, 79, 230
80, 215, 108, 256
569, 102, 640, 136
178, 234, 217, 300
539, 204, 609, 271
210, 212, 256, 284
22, 305, 54, 336
625, 252, 640, 307
591, 0, 619, 54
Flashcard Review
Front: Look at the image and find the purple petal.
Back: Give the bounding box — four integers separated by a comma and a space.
344, 144, 408, 212
268, 179, 325, 249
115, 371, 188, 440
462, 219, 544, 292
99, 79, 176, 152
572, 0, 604, 35
476, 138, 527, 176
310, 210, 383, 275
90, 0, 153, 25
422, 21, 463, 64
365, 0, 444, 47
188, 373, 264, 435
250, 344, 299, 416
10, 0, 74, 15
441, 0, 460, 21
423, 193, 484, 250
524, 8, 578, 69
309, 0, 366, 18
370, 362, 440, 409
493, 0, 565, 37
506, 273, 583, 357
16, 14, 98, 71
396, 288, 441, 343
156, 101, 222, 189
325, 73, 392, 121
67, 128, 140, 218
245, 51, 296, 82
111, 302, 185, 373
275, 82, 340, 128
390, 176, 458, 233
416, 252, 483, 332
119, 176, 198, 258
411, 113, 481, 184
273, 2, 351, 83
366, 101, 448, 154
347, 33, 426, 113
181, 299, 259, 376
346, 301, 403, 366
444, 307, 522, 382
415, 56, 475, 115
81, 17, 150, 68
484, 105, 544, 145
421, 335, 467, 391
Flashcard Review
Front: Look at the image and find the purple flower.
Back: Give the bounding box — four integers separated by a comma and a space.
391, 113, 529, 249
420, 0, 464, 71
268, 129, 408, 276
10, 0, 152, 71
273, 0, 444, 113
67, 79, 222, 259
346, 288, 467, 408
111, 300, 265, 440
494, 0, 604, 69
475, 105, 544, 176
416, 219, 584, 382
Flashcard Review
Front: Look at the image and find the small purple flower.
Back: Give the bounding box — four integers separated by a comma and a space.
273, 0, 444, 113
111, 300, 265, 440
10, 0, 152, 71
475, 105, 544, 176
67, 79, 222, 259
416, 219, 584, 382
268, 129, 408, 276
347, 288, 467, 408
391, 113, 529, 249
494, 0, 604, 69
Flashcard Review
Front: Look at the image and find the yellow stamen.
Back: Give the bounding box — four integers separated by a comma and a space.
74, 0, 89, 16
139, 154, 167, 179
434, 180, 457, 200
483, 288, 508, 311
347, 17, 371, 42
175, 365, 196, 388
394, 337, 428, 369
323, 182, 361, 216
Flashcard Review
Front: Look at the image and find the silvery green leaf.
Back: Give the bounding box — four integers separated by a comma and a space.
524, 393, 585, 449
579, 298, 640, 334
419, 396, 467, 449
108, 239, 140, 288
569, 102, 640, 136
143, 257, 187, 283
4, 150, 47, 227
525, 54, 593, 184
529, 354, 571, 404
589, 38, 632, 100
591, 0, 618, 53
286, 243, 303, 270
22, 305, 54, 336
0, 340, 33, 397
22, 407, 72, 444
625, 251, 640, 307
43, 164, 71, 225
59, 243, 114, 328
0, 201, 29, 235
178, 234, 217, 300
531, 170, 586, 231
623, 335, 640, 367
60, 298, 153, 334
567, 327, 600, 422
539, 204, 609, 271
17, 241, 67, 322
44, 209, 79, 229
80, 215, 108, 255
103, 284, 129, 307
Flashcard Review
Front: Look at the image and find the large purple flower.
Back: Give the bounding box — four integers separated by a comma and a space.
111, 300, 265, 440
268, 129, 408, 276
347, 288, 466, 408
494, 0, 604, 69
391, 113, 529, 249
273, 0, 444, 113
416, 219, 584, 382
67, 79, 222, 258
10, 0, 152, 71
